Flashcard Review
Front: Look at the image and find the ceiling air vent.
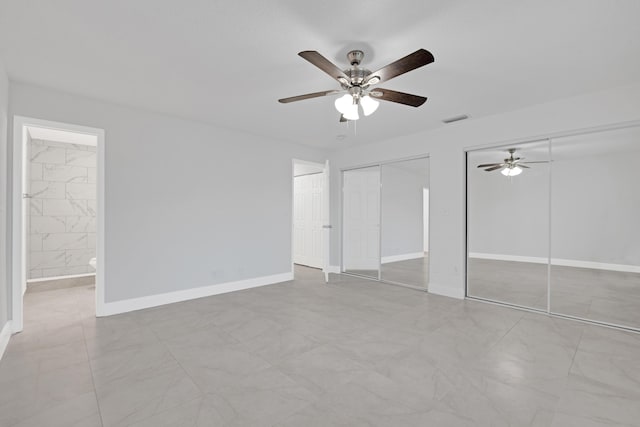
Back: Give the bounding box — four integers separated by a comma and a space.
442, 114, 469, 124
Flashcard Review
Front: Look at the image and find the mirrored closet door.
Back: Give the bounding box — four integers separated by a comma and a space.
467, 140, 550, 310
550, 126, 640, 329
467, 124, 640, 332
342, 166, 381, 279
380, 158, 430, 288
342, 157, 430, 289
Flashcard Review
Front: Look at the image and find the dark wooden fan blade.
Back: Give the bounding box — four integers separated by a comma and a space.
364, 49, 434, 85
477, 163, 502, 168
370, 88, 427, 107
278, 90, 339, 104
485, 165, 505, 172
339, 114, 347, 122
519, 164, 530, 168
298, 51, 350, 84
520, 161, 550, 164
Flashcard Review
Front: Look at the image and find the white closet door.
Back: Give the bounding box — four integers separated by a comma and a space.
342, 166, 380, 277
293, 173, 323, 268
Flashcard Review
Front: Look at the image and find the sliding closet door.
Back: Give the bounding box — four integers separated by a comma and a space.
550, 127, 640, 329
467, 141, 550, 310
342, 166, 381, 279
380, 158, 430, 288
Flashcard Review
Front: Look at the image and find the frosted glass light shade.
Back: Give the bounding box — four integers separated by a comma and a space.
360, 95, 379, 116
334, 94, 353, 114
342, 103, 359, 121
501, 166, 523, 176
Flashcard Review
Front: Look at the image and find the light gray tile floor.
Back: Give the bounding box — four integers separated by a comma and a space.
2, 266, 640, 426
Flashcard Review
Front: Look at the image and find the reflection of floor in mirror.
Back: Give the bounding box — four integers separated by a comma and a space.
343, 255, 429, 288
343, 269, 379, 278
467, 259, 548, 310
468, 258, 640, 329
381, 255, 429, 288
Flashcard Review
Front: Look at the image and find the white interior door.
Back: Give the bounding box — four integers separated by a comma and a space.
342, 166, 380, 278
293, 173, 323, 268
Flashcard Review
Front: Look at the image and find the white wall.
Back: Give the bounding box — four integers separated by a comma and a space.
8, 82, 328, 304
0, 61, 9, 331
381, 160, 427, 259
330, 83, 640, 298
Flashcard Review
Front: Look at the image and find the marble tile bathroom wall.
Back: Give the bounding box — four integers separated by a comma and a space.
28, 139, 96, 280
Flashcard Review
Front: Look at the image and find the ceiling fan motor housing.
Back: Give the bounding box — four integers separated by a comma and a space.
339, 50, 374, 89
342, 68, 371, 88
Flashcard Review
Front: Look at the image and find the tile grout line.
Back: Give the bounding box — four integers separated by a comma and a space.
547, 324, 586, 426
80, 317, 105, 427
567, 326, 585, 375
488, 310, 526, 352
155, 328, 209, 399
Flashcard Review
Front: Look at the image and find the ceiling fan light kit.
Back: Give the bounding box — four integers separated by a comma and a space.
501, 166, 523, 177
477, 148, 549, 177
334, 94, 358, 120
359, 95, 379, 116
279, 48, 434, 122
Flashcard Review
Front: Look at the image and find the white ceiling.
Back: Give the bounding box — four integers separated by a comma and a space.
1, 0, 639, 149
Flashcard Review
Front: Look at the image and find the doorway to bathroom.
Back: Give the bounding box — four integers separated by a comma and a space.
291, 159, 331, 282
11, 117, 105, 333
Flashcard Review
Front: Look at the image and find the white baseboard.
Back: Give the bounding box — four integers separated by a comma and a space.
428, 282, 465, 299
28, 272, 96, 283
98, 272, 293, 317
551, 258, 640, 273
381, 252, 425, 264
0, 321, 12, 362
468, 252, 640, 273
468, 252, 546, 264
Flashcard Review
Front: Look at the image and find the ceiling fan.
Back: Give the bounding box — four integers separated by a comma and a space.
477, 148, 549, 176
278, 48, 434, 122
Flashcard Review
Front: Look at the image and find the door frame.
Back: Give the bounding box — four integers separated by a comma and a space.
11, 116, 106, 333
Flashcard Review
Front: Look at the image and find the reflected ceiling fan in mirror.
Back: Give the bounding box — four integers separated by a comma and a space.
278, 49, 434, 122
477, 148, 549, 177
